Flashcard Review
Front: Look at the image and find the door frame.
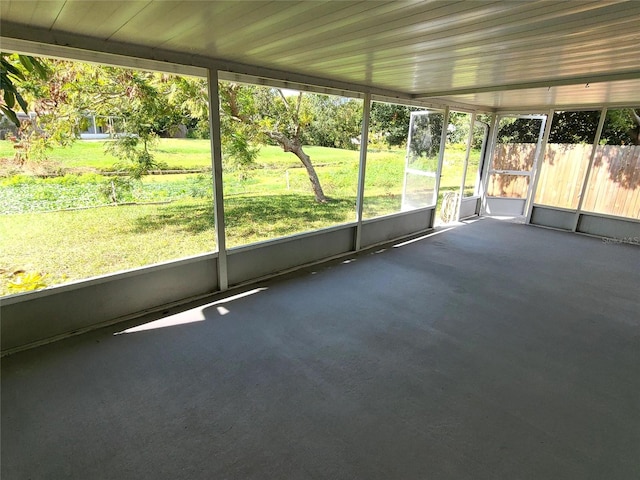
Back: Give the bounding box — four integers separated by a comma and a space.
457, 117, 489, 221
481, 113, 547, 217
401, 108, 448, 214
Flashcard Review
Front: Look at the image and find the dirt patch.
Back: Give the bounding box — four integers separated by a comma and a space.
0, 157, 99, 178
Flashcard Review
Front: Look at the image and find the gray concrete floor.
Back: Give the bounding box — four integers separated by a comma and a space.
2, 219, 639, 479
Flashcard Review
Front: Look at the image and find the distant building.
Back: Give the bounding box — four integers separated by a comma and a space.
78, 114, 124, 140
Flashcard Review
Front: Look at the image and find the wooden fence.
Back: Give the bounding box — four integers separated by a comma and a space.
582, 145, 640, 220
535, 144, 591, 209
493, 143, 640, 219
487, 144, 537, 198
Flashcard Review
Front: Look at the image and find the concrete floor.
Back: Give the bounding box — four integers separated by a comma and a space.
2, 219, 639, 479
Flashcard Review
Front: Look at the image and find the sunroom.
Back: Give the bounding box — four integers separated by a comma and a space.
1, 2, 639, 478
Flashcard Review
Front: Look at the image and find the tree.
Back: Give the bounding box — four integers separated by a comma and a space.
548, 111, 600, 144
0, 53, 49, 126
302, 94, 362, 150
600, 108, 640, 145
220, 83, 328, 203
497, 117, 543, 144
1, 55, 207, 176
370, 102, 421, 147
630, 109, 640, 145
509, 109, 640, 146
2, 54, 331, 202
102, 70, 179, 179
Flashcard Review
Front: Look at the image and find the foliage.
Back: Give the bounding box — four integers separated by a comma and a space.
446, 112, 471, 144
370, 102, 421, 147
497, 117, 544, 144
1, 54, 211, 176
500, 109, 640, 145
0, 53, 49, 125
161, 75, 210, 139
549, 111, 600, 144
188, 174, 214, 199
408, 111, 443, 161
219, 83, 329, 202
548, 109, 640, 145
600, 108, 640, 145
218, 83, 261, 168
369, 103, 478, 149
99, 177, 135, 203
0, 171, 216, 214
7, 271, 48, 293
302, 95, 363, 149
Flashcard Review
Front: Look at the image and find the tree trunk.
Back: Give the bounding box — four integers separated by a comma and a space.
631, 109, 640, 145
290, 144, 327, 203
266, 131, 328, 203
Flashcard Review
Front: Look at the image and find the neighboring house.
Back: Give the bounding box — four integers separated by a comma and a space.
79, 113, 124, 139
1, 112, 125, 140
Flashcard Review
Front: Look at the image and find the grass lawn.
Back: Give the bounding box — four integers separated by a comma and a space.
0, 194, 366, 295
1, 139, 478, 295
0, 139, 361, 172
0, 138, 212, 172
0, 200, 216, 293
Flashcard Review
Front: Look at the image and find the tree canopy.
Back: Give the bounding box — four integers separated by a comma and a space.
498, 109, 640, 145
220, 83, 333, 202
1, 53, 367, 202
0, 53, 49, 126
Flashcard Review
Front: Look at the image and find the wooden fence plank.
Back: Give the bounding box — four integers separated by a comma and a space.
531, 144, 639, 219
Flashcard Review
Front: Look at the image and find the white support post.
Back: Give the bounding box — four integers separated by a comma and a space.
525, 109, 554, 224
572, 107, 607, 232
207, 68, 228, 291
354, 93, 371, 251
479, 113, 498, 216
456, 112, 476, 221
432, 106, 450, 227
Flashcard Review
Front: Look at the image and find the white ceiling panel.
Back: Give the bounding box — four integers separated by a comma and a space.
1, 0, 639, 109
2, 0, 66, 26
437, 79, 640, 111
49, 2, 152, 39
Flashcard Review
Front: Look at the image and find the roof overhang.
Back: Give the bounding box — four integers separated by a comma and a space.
2, 1, 639, 111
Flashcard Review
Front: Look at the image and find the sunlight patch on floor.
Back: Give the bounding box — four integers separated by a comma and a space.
115, 287, 267, 334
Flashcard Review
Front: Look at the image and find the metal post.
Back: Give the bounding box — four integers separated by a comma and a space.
456, 112, 476, 221
525, 109, 554, 224
479, 113, 499, 216
572, 107, 607, 232
207, 68, 228, 291
354, 93, 371, 251
432, 106, 449, 228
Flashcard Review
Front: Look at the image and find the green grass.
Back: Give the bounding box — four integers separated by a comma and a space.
0, 200, 217, 293
0, 139, 361, 172
0, 138, 213, 171
0, 194, 362, 295
0, 139, 480, 295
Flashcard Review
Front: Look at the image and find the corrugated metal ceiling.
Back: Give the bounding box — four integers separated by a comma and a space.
1, 0, 639, 109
